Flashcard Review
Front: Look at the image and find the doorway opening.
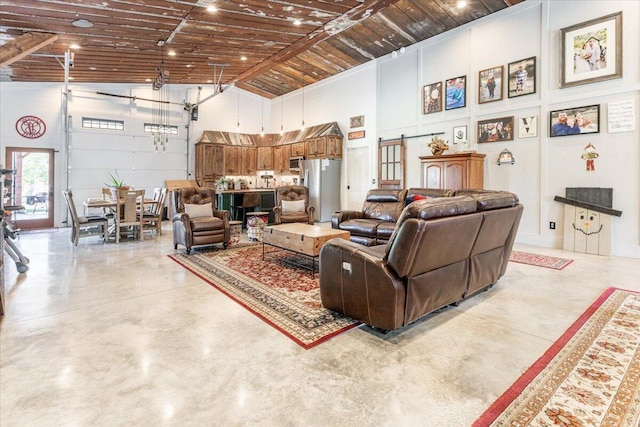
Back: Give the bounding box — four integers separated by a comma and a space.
4, 148, 55, 230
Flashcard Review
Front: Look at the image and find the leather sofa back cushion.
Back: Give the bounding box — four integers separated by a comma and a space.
471, 191, 519, 211
362, 189, 407, 222
185, 202, 213, 218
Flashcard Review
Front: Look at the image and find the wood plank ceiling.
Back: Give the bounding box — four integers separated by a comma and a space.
0, 0, 524, 98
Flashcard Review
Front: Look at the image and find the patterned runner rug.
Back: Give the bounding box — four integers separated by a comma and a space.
509, 250, 574, 270
474, 287, 640, 426
168, 244, 359, 349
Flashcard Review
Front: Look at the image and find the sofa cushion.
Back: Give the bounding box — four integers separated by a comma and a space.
470, 191, 519, 211
376, 222, 397, 241
190, 216, 224, 232
338, 218, 380, 237
185, 202, 213, 218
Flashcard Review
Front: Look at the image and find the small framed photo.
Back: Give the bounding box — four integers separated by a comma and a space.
478, 116, 514, 143
350, 115, 364, 128
452, 125, 467, 144
445, 76, 466, 110
478, 66, 503, 103
423, 82, 442, 114
518, 116, 538, 138
508, 57, 536, 98
561, 12, 623, 88
549, 104, 600, 137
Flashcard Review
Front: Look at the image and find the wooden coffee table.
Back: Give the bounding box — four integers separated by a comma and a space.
262, 223, 350, 275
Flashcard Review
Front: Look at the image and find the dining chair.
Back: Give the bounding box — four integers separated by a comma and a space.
142, 187, 167, 235
62, 190, 108, 246
231, 192, 260, 229
115, 189, 145, 243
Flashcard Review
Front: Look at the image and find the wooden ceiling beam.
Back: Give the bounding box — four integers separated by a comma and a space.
0, 32, 58, 66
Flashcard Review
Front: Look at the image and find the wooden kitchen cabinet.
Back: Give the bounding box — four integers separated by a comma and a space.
257, 146, 273, 170
306, 137, 326, 159
195, 142, 225, 182
419, 153, 485, 190
273, 144, 292, 174
241, 147, 257, 175
224, 146, 242, 175
326, 136, 342, 158
291, 142, 305, 157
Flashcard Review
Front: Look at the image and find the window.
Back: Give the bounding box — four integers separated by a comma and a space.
143, 123, 178, 135
82, 117, 124, 130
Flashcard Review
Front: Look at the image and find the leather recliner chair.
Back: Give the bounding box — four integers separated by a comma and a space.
273, 185, 315, 225
172, 187, 230, 254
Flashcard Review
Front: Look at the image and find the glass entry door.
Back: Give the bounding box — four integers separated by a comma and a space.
5, 147, 55, 229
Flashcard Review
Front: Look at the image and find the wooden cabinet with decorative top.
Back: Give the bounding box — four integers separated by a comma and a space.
257, 146, 273, 170
419, 152, 485, 190
291, 142, 305, 157
326, 136, 343, 158
241, 147, 257, 175
273, 144, 292, 174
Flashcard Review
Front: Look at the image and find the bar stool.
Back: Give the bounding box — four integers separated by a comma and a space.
231, 192, 260, 229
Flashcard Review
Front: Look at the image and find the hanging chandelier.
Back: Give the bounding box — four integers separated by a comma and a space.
152, 41, 170, 151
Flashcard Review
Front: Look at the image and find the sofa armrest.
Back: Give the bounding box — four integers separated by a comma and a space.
331, 210, 364, 229
213, 209, 230, 242
319, 238, 406, 331
307, 206, 315, 224
172, 212, 193, 234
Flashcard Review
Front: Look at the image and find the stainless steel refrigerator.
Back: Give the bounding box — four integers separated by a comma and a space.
301, 159, 342, 222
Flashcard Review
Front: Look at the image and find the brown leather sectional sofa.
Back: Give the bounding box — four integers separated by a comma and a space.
320, 190, 523, 331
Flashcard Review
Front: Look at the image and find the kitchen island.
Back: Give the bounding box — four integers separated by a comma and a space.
216, 188, 275, 225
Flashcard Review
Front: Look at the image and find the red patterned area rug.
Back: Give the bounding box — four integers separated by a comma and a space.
474, 287, 640, 427
509, 250, 574, 270
168, 244, 360, 349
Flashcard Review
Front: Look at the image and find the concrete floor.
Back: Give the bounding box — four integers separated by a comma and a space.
1, 223, 638, 426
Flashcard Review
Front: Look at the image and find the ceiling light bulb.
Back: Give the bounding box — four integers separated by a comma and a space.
207, 5, 218, 12
260, 127, 265, 137
72, 19, 93, 28
280, 125, 284, 136
236, 122, 240, 132
69, 44, 81, 50
168, 51, 176, 56
456, 0, 467, 8
293, 19, 301, 26
399, 46, 406, 54
240, 56, 247, 61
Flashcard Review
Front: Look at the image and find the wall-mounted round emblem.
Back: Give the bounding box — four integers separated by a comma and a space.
15, 115, 46, 139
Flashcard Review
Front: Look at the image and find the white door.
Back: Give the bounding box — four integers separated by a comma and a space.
345, 145, 372, 211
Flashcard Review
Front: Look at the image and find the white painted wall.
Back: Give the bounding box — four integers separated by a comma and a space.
1, 0, 638, 257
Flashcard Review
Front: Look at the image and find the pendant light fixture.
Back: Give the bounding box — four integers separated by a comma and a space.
236, 87, 240, 132
260, 96, 264, 137
152, 40, 170, 151
280, 82, 284, 136
300, 73, 305, 130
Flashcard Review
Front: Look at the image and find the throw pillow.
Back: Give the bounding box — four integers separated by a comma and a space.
185, 203, 213, 218
413, 194, 429, 201
281, 199, 305, 213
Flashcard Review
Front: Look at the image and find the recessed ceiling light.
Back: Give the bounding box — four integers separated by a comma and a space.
264, 41, 275, 47
240, 56, 247, 61
293, 19, 301, 26
68, 77, 74, 80
456, 1, 467, 8
145, 78, 152, 82
168, 50, 176, 56
186, 64, 193, 68
89, 67, 96, 70
72, 19, 93, 28
207, 5, 218, 12
69, 44, 81, 50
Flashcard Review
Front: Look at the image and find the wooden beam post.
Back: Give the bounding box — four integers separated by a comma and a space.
0, 33, 58, 67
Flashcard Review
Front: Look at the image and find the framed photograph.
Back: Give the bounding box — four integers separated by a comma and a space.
561, 12, 623, 88
518, 116, 538, 138
452, 125, 467, 144
478, 66, 503, 103
350, 115, 364, 128
508, 57, 536, 98
477, 116, 514, 143
423, 82, 442, 114
549, 104, 600, 137
445, 76, 466, 110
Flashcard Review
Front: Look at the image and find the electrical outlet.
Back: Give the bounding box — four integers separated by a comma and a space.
550, 222, 556, 230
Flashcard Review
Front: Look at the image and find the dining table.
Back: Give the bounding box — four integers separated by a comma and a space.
84, 197, 159, 242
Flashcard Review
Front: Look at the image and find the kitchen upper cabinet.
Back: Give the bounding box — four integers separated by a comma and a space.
224, 146, 242, 175
306, 137, 327, 159
241, 147, 257, 175
326, 136, 343, 158
195, 143, 225, 182
419, 153, 485, 190
291, 142, 305, 157
273, 144, 292, 174
257, 146, 273, 170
